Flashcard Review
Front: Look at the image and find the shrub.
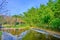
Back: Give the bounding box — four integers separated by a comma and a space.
49, 18, 60, 31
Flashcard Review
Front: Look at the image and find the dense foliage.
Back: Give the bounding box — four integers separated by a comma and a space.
18, 0, 60, 31
10, 0, 60, 31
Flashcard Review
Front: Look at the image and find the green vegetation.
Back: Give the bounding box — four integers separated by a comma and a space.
22, 31, 47, 40
22, 30, 60, 40
0, 0, 60, 40
49, 18, 60, 31
1, 0, 60, 32
18, 0, 60, 32
0, 31, 2, 36
3, 23, 30, 28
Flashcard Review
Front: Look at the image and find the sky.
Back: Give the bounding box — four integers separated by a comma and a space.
6, 0, 48, 16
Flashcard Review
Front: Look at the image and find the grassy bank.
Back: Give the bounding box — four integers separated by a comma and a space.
3, 24, 30, 28
0, 31, 2, 36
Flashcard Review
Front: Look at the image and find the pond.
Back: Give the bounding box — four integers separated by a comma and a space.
1, 29, 60, 40
2, 30, 29, 40
22, 30, 60, 40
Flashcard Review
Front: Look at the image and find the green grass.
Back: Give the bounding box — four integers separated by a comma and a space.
3, 24, 30, 28
0, 31, 2, 36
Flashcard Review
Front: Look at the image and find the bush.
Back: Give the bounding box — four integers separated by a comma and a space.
15, 22, 19, 25
3, 22, 7, 24
49, 18, 60, 31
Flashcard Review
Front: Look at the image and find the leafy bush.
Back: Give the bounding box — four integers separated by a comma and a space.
49, 18, 60, 31
15, 22, 19, 25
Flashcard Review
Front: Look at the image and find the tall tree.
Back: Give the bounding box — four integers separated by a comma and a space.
0, 0, 8, 24
0, 0, 8, 14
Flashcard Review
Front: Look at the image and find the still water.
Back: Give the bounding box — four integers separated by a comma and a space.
2, 30, 29, 40
1, 29, 60, 40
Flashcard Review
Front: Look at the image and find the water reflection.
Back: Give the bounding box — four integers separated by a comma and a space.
18, 30, 29, 40
2, 30, 29, 40
2, 32, 17, 40
22, 30, 60, 40
2, 30, 60, 40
